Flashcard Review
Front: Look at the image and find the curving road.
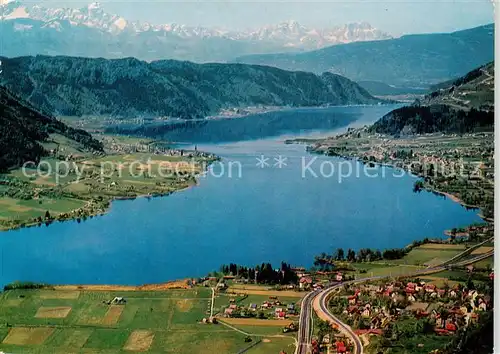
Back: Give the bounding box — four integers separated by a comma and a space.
296, 246, 494, 354
295, 289, 321, 354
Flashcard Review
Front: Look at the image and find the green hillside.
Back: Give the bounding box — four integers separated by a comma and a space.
0, 85, 103, 172
0, 56, 381, 119
371, 62, 494, 135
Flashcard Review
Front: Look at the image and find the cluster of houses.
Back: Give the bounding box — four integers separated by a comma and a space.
298, 271, 343, 290
324, 129, 494, 181
223, 297, 297, 319
338, 280, 491, 336
102, 136, 216, 160
312, 338, 351, 354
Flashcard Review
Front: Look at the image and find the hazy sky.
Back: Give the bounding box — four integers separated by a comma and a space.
37, 0, 494, 35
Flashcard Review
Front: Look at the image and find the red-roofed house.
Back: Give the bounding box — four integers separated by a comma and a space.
435, 328, 452, 335
299, 277, 313, 289
425, 284, 437, 293
406, 287, 416, 294
354, 329, 383, 336
445, 323, 457, 332
348, 294, 357, 305
335, 341, 347, 353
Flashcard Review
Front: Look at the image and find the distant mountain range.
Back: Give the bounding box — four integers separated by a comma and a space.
0, 85, 103, 172
0, 56, 382, 119
234, 24, 494, 88
1, 1, 391, 62
371, 62, 494, 136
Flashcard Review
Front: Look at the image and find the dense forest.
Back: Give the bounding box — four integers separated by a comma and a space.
0, 85, 103, 172
371, 105, 494, 136
0, 55, 380, 119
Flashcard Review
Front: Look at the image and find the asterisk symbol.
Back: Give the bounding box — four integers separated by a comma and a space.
256, 155, 269, 168
274, 155, 288, 168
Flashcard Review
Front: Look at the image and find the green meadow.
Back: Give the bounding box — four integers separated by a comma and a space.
0, 288, 283, 354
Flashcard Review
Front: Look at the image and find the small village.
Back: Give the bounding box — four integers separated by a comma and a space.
99, 135, 217, 160
308, 128, 494, 221
222, 297, 298, 322
312, 274, 494, 354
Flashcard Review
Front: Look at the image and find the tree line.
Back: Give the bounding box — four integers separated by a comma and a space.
313, 239, 432, 270
219, 262, 298, 285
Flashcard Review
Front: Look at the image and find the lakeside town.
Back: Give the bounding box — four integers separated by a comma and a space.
293, 129, 494, 221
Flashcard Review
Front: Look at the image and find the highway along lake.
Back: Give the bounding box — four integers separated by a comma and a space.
0, 106, 482, 287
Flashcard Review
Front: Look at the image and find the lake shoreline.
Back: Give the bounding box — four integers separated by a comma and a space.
0, 187, 190, 233
299, 131, 493, 224
0, 157, 217, 233
0, 106, 483, 288
204, 103, 393, 121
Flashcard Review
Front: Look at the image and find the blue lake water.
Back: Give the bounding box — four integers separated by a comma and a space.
0, 106, 482, 287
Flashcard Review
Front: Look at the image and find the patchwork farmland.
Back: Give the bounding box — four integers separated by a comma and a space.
0, 287, 294, 353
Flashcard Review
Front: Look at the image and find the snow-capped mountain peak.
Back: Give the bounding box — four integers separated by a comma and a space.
1, 1, 394, 63
241, 20, 391, 48
1, 1, 130, 33
1, 1, 392, 47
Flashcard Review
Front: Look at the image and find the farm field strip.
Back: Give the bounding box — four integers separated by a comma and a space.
220, 318, 294, 327
0, 288, 295, 353
226, 289, 305, 297
471, 246, 494, 255
418, 244, 467, 250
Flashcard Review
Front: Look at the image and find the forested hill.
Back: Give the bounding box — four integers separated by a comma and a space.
371, 63, 494, 136
0, 56, 381, 119
0, 85, 103, 172
419, 62, 494, 111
